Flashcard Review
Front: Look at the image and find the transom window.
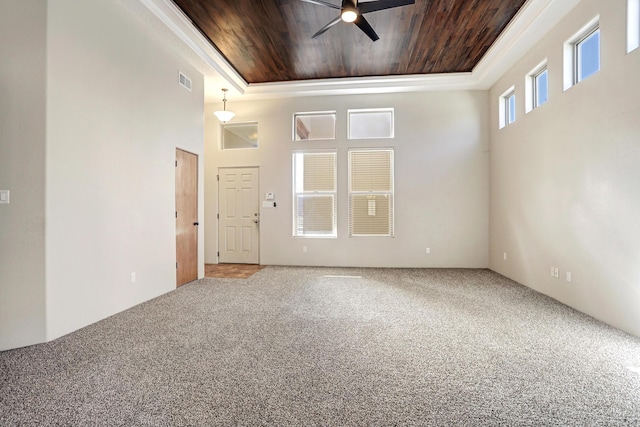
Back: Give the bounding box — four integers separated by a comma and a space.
348, 108, 394, 139
293, 111, 336, 141
221, 122, 258, 150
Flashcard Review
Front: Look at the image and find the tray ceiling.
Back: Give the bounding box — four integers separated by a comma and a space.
172, 0, 527, 84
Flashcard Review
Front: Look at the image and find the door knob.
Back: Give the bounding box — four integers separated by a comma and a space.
193, 222, 199, 226
253, 219, 259, 224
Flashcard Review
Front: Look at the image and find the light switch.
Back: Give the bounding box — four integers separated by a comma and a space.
265, 192, 275, 200
0, 190, 9, 204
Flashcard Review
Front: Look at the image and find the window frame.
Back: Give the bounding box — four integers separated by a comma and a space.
292, 150, 338, 238
348, 148, 395, 237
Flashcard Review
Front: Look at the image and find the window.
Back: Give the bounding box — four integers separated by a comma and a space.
564, 17, 600, 90
293, 111, 336, 141
526, 62, 548, 113
576, 28, 600, 82
628, 0, 640, 53
348, 149, 394, 237
292, 151, 337, 237
499, 87, 516, 128
221, 122, 258, 149
348, 108, 394, 139
533, 68, 549, 108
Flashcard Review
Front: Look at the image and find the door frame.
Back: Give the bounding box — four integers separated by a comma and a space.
217, 166, 260, 264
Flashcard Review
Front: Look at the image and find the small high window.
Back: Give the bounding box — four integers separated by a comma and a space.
293, 112, 336, 141
221, 122, 258, 150
348, 108, 394, 139
526, 61, 548, 113
628, 0, 640, 53
576, 28, 600, 83
564, 17, 600, 90
534, 68, 549, 108
499, 87, 516, 129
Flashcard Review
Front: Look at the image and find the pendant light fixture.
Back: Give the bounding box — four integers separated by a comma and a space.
213, 88, 235, 123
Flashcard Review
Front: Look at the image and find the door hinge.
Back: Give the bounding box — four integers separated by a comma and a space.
217, 174, 219, 181
176, 262, 178, 269
217, 251, 220, 257
175, 211, 178, 218
217, 213, 219, 219
175, 160, 178, 167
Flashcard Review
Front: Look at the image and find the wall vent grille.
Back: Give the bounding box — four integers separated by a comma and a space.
179, 71, 192, 92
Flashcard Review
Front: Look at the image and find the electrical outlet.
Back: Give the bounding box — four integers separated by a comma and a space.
130, 272, 136, 283
503, 252, 507, 261
554, 267, 559, 279
566, 271, 572, 283
426, 247, 431, 254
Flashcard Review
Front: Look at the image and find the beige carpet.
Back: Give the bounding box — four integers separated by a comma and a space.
1, 266, 640, 426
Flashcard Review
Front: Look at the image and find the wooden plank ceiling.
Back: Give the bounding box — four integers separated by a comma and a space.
172, 0, 527, 84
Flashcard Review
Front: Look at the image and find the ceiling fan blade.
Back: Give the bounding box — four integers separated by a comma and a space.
312, 16, 343, 38
358, 0, 415, 14
354, 15, 379, 42
301, 0, 341, 10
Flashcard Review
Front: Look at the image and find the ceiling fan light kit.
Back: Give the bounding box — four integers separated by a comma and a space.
302, 0, 415, 42
341, 9, 357, 22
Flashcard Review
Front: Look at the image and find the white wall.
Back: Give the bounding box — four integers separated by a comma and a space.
490, 0, 640, 337
43, 0, 204, 341
205, 91, 489, 268
0, 0, 48, 351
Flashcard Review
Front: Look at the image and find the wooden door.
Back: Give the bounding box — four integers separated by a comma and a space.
218, 167, 259, 264
175, 149, 198, 286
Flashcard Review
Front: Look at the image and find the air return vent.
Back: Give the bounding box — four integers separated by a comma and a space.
179, 71, 192, 92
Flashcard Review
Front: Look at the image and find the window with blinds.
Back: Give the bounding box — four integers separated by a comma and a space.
348, 149, 394, 237
292, 151, 337, 237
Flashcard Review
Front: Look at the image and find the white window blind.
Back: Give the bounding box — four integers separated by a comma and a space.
348, 149, 394, 237
292, 151, 337, 237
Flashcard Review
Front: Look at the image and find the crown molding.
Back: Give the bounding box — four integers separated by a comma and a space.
139, 0, 581, 101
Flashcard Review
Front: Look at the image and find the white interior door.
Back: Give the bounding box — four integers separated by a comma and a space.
218, 167, 259, 264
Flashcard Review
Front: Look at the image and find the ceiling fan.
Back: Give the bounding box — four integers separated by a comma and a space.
302, 0, 416, 42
